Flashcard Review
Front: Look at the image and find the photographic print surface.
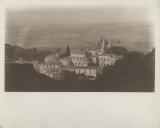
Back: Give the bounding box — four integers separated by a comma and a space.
5, 7, 155, 92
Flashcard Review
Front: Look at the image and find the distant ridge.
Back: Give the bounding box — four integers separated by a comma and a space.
5, 44, 51, 62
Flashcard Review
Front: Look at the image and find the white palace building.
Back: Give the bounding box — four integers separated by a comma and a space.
33, 38, 124, 80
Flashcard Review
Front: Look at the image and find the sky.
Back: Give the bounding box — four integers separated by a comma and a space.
7, 7, 152, 25
6, 6, 154, 52
3, 0, 158, 24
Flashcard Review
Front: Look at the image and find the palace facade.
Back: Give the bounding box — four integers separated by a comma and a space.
71, 53, 88, 67
98, 54, 123, 67
32, 38, 124, 80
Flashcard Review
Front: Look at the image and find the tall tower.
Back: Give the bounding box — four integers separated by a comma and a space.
96, 38, 111, 55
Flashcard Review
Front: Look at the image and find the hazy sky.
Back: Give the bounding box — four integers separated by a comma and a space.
6, 7, 154, 52
7, 7, 152, 25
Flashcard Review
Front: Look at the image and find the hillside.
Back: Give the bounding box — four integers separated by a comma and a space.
5, 44, 52, 62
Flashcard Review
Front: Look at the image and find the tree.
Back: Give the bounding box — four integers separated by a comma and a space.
85, 51, 92, 58
66, 46, 70, 56
96, 51, 155, 91
33, 47, 37, 51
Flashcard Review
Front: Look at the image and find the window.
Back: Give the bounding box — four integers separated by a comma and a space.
76, 63, 78, 66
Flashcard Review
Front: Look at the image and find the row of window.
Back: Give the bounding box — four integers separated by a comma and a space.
99, 62, 114, 66
40, 65, 59, 69
71, 56, 86, 60
75, 69, 96, 76
73, 62, 87, 66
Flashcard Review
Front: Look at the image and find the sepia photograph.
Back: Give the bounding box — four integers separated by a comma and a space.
1, 0, 160, 128
5, 6, 155, 92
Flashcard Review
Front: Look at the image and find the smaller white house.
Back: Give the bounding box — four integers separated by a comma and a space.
73, 66, 103, 80
98, 54, 123, 67
38, 64, 62, 79
37, 53, 62, 80
74, 67, 96, 79
61, 66, 102, 80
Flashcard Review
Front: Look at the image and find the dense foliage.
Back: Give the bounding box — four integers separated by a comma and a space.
96, 50, 154, 91
59, 46, 71, 57
106, 46, 128, 55
5, 44, 51, 62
